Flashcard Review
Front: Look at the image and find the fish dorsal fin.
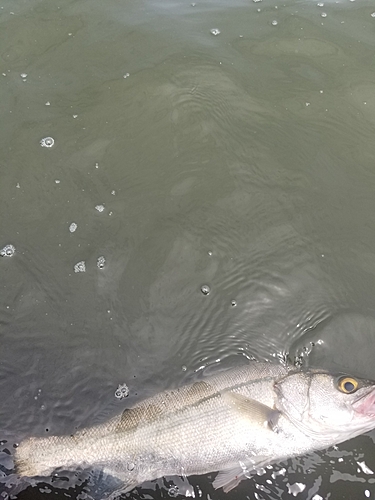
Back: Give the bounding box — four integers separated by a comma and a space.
221, 391, 280, 431
117, 403, 163, 432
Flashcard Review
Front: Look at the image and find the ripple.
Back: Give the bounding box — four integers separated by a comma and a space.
289, 313, 375, 379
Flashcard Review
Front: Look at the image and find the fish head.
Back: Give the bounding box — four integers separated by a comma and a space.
274, 370, 375, 444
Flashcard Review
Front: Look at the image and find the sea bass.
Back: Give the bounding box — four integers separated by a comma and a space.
15, 363, 375, 497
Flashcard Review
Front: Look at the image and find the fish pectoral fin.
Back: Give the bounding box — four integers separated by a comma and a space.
221, 392, 280, 431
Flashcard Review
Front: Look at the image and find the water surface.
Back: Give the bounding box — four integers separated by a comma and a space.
2, 0, 375, 498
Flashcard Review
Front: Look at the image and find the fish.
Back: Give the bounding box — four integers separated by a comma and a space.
14, 362, 375, 498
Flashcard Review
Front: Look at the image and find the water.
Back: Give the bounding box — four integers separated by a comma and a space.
1, 0, 375, 498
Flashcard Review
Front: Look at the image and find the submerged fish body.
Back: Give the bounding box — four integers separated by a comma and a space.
15, 363, 375, 496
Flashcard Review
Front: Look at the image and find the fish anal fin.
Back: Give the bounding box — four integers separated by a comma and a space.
213, 457, 273, 492
96, 467, 138, 499
221, 392, 280, 431
106, 482, 139, 499
213, 466, 244, 492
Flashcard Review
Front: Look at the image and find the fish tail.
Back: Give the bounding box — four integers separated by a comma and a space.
15, 435, 74, 477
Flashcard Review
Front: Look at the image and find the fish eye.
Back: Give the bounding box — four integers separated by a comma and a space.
338, 376, 359, 394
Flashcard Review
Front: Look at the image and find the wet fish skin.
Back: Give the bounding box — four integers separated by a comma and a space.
14, 363, 375, 496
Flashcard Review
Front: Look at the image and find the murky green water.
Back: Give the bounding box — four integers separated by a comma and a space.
2, 0, 375, 498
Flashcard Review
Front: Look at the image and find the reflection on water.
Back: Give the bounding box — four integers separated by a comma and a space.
1, 0, 375, 498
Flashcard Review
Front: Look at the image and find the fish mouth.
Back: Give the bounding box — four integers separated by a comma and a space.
353, 389, 375, 417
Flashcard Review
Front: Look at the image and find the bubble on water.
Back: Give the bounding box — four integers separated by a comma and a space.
271, 20, 278, 26
168, 486, 179, 498
95, 162, 99, 169
73, 114, 78, 119
40, 137, 54, 148
231, 300, 237, 307
74, 261, 86, 273
69, 222, 77, 233
115, 383, 129, 399
95, 204, 105, 212
1, 244, 15, 257
201, 285, 211, 295
97, 256, 106, 269
321, 12, 327, 18
16, 182, 20, 188
210, 28, 220, 35
111, 190, 116, 195
182, 365, 187, 371
371, 12, 375, 18
55, 179, 60, 184
45, 101, 51, 106
207, 250, 213, 256
127, 462, 135, 471
20, 73, 27, 79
